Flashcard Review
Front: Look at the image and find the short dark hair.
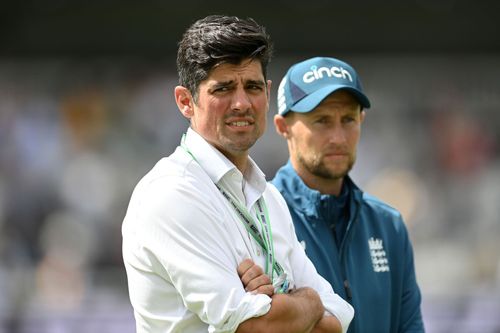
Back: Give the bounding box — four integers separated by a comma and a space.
177, 15, 273, 101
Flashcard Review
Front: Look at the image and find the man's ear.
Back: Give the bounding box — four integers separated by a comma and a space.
274, 114, 290, 139
360, 110, 366, 124
174, 86, 194, 118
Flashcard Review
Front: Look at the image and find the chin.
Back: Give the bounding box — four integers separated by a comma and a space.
318, 164, 351, 180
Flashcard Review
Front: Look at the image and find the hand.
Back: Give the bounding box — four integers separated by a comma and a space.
236, 286, 325, 333
310, 315, 342, 333
237, 258, 274, 297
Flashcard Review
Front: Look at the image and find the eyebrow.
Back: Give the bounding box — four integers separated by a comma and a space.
210, 79, 266, 90
308, 106, 360, 119
211, 80, 234, 89
246, 79, 266, 87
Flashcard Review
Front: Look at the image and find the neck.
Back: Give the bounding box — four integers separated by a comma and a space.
306, 175, 344, 196
225, 151, 249, 174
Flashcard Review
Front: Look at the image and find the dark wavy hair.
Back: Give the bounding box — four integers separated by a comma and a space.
177, 15, 273, 102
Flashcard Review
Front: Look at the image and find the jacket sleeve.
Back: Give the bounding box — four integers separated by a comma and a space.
399, 221, 425, 333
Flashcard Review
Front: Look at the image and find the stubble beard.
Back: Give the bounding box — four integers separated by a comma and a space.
298, 151, 355, 181
220, 125, 262, 155
224, 136, 258, 153
221, 112, 264, 154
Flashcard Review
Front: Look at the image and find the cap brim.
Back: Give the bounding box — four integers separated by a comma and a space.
291, 85, 371, 113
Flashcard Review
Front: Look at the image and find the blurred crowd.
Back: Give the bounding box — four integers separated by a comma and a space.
0, 55, 499, 332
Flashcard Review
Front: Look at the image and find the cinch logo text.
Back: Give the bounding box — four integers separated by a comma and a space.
302, 65, 353, 83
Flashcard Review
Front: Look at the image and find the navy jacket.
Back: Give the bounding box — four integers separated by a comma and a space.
272, 161, 424, 333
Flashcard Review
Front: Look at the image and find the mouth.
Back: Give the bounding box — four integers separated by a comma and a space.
324, 150, 347, 156
324, 151, 349, 160
226, 117, 255, 130
229, 121, 252, 127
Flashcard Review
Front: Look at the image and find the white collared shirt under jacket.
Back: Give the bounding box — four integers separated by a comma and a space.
122, 128, 354, 333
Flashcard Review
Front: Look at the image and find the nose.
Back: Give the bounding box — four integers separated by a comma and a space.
328, 123, 346, 144
231, 86, 252, 111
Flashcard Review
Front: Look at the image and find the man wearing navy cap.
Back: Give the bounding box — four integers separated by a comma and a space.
272, 57, 424, 332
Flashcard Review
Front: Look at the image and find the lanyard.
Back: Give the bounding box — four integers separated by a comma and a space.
180, 134, 289, 293
215, 184, 283, 279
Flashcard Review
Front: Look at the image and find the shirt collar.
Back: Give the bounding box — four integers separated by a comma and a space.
183, 128, 267, 206
184, 128, 233, 183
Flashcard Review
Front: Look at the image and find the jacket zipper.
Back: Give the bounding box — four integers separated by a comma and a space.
339, 200, 361, 302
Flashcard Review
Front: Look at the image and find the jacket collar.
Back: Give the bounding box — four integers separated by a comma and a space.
275, 160, 363, 218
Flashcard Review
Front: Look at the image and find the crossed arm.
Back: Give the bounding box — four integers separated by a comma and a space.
236, 259, 343, 333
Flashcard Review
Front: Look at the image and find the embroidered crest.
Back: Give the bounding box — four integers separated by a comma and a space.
368, 237, 390, 272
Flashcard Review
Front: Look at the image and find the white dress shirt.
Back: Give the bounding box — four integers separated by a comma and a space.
122, 128, 354, 333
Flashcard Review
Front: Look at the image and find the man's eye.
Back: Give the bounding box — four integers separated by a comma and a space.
248, 84, 263, 90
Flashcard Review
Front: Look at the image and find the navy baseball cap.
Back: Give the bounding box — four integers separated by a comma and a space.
277, 57, 371, 115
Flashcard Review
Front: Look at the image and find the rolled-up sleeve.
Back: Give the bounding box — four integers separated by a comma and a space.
123, 174, 272, 333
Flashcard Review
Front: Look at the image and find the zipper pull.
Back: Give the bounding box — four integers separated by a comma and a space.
344, 279, 352, 300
